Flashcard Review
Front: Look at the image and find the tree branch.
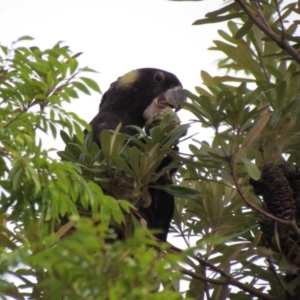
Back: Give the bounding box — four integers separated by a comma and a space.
169, 244, 279, 300
181, 267, 228, 285
273, 0, 286, 40
235, 0, 300, 64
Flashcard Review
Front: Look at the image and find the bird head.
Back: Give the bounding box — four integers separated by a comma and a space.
99, 68, 186, 129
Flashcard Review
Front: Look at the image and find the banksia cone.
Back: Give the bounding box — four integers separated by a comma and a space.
259, 218, 299, 265
259, 218, 275, 250
261, 163, 296, 220
249, 177, 265, 195
250, 164, 299, 259
278, 164, 300, 220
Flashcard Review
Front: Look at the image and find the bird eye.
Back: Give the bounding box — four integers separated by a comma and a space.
154, 72, 164, 83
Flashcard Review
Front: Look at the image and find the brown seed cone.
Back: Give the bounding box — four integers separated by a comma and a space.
260, 218, 300, 267
278, 164, 300, 220
261, 163, 296, 220
278, 226, 300, 267
249, 177, 265, 195
259, 218, 276, 250
252, 164, 300, 272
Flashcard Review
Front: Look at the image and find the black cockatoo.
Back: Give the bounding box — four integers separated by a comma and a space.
89, 68, 186, 241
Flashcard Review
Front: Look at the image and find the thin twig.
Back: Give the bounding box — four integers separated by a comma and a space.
252, 1, 271, 29
181, 268, 228, 285
273, 0, 286, 40
235, 0, 300, 64
200, 261, 211, 300
169, 244, 279, 300
267, 257, 290, 296
4, 110, 26, 128
178, 223, 190, 248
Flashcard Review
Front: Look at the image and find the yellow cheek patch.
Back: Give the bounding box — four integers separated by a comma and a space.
117, 70, 139, 88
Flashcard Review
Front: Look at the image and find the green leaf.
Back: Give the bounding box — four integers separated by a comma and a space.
72, 81, 91, 95
240, 157, 260, 180
201, 70, 216, 86
81, 67, 98, 73
235, 19, 253, 39
276, 80, 287, 109
80, 77, 101, 93
60, 130, 72, 145
205, 3, 239, 17
100, 129, 111, 160
72, 51, 83, 59
64, 87, 79, 99
69, 57, 79, 74
237, 110, 269, 158
10, 166, 21, 189
265, 64, 284, 79
129, 147, 140, 176
113, 156, 135, 177
47, 70, 56, 87
16, 35, 34, 42
193, 13, 245, 25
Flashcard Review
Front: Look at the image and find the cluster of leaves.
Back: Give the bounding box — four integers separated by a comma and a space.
3, 0, 300, 299
168, 0, 300, 299
57, 115, 191, 239
0, 38, 188, 299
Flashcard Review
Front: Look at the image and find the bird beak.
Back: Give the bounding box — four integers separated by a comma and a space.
163, 86, 187, 112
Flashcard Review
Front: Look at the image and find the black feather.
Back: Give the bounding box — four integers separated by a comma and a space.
89, 68, 185, 241
90, 68, 185, 143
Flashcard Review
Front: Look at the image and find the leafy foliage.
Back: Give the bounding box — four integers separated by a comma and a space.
0, 38, 187, 299
170, 0, 300, 299
3, 0, 300, 299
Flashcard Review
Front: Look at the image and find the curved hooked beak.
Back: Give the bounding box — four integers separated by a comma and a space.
157, 86, 187, 112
